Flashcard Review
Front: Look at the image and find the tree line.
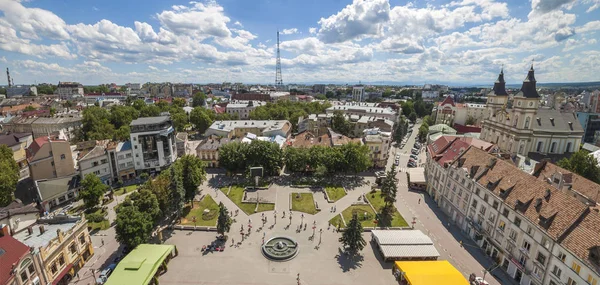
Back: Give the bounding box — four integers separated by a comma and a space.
284, 143, 372, 174
218, 140, 284, 176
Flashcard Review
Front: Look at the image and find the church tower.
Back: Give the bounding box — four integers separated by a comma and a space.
485, 68, 509, 121
512, 64, 540, 130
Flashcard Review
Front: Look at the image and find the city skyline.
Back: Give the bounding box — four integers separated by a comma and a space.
0, 0, 599, 85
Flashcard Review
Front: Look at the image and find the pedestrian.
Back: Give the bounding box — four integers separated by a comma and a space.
313, 220, 316, 226
283, 211, 286, 218
241, 225, 244, 232
265, 216, 268, 223
249, 218, 251, 224
101, 239, 105, 246
232, 238, 235, 245
262, 213, 265, 218
418, 198, 421, 204
460, 240, 463, 248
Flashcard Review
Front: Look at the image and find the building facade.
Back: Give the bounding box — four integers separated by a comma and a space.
435, 96, 487, 126
56, 82, 84, 100
225, 101, 265, 119
27, 137, 75, 181
0, 226, 45, 285
130, 116, 177, 172
362, 128, 391, 168
205, 120, 292, 139
195, 136, 232, 168
480, 67, 583, 157
352, 85, 365, 102
326, 103, 398, 123
0, 133, 33, 180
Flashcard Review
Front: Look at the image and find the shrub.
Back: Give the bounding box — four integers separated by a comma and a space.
86, 212, 106, 223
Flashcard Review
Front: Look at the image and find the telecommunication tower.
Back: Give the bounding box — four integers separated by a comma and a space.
6, 68, 12, 87
275, 31, 283, 89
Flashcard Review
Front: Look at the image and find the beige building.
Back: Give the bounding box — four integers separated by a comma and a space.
326, 102, 398, 123
0, 225, 45, 285
205, 120, 292, 139
0, 132, 33, 180
225, 101, 265, 119
196, 136, 233, 168
27, 136, 75, 181
13, 215, 94, 285
480, 67, 583, 156
435, 96, 487, 126
362, 128, 391, 168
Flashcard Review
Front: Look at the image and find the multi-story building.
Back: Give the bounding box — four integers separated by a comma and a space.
56, 82, 84, 100
78, 141, 112, 184
34, 174, 81, 211
313, 84, 326, 95
289, 128, 361, 148
231, 93, 271, 102
297, 114, 333, 136
27, 136, 75, 181
352, 85, 365, 102
106, 141, 135, 182
225, 101, 265, 119
0, 201, 40, 235
13, 215, 94, 285
173, 84, 193, 97
427, 144, 600, 285
326, 102, 398, 122
6, 85, 38, 97
130, 116, 177, 172
195, 136, 233, 168
435, 96, 487, 126
362, 128, 391, 168
125, 83, 143, 95
205, 120, 292, 139
480, 67, 584, 157
3, 116, 83, 140
0, 225, 45, 285
297, 113, 394, 138
0, 132, 33, 180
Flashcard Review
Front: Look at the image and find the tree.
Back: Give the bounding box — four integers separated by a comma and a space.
0, 145, 19, 207
423, 115, 435, 126
189, 107, 213, 133
325, 91, 335, 98
125, 189, 162, 223
171, 112, 189, 132
558, 150, 600, 183
139, 104, 160, 117
80, 174, 108, 209
315, 94, 327, 100
465, 116, 476, 126
172, 98, 186, 108
339, 213, 366, 255
314, 165, 328, 180
24, 105, 37, 112
175, 155, 207, 202
169, 165, 185, 218
417, 124, 429, 142
0, 87, 6, 95
331, 110, 352, 136
219, 140, 284, 176
141, 172, 171, 214
82, 106, 114, 140
408, 112, 417, 123
380, 165, 398, 206
216, 202, 232, 237
115, 205, 153, 249
402, 101, 414, 116
192, 92, 206, 107
393, 117, 409, 142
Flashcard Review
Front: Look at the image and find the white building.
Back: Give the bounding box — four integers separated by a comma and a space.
78, 142, 112, 184
126, 83, 143, 96
435, 96, 487, 126
129, 116, 177, 172
107, 141, 135, 183
225, 101, 265, 119
352, 85, 365, 102
326, 102, 398, 122
56, 82, 84, 99
480, 67, 584, 156
362, 128, 391, 168
205, 120, 292, 139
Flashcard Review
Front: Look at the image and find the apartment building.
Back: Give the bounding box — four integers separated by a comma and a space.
225, 101, 265, 119
130, 116, 177, 172
362, 128, 391, 168
35, 174, 81, 211
56, 82, 84, 100
289, 129, 361, 148
13, 215, 94, 285
297, 113, 394, 138
0, 225, 45, 285
352, 85, 365, 102
326, 103, 398, 123
78, 141, 112, 184
0, 132, 33, 180
2, 116, 83, 140
172, 84, 193, 97
27, 136, 76, 181
435, 96, 487, 126
195, 136, 233, 168
205, 120, 292, 139
427, 145, 600, 285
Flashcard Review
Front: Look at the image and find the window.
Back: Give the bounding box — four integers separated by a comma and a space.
558, 252, 567, 262
541, 237, 550, 249
568, 277, 577, 285
537, 141, 543, 152
514, 217, 522, 227
550, 142, 556, 153
566, 142, 572, 153
484, 194, 489, 203
79, 233, 86, 245
58, 254, 65, 266
28, 264, 35, 275
552, 265, 562, 278
51, 263, 57, 274
509, 229, 518, 241
475, 188, 480, 196
498, 220, 506, 231
60, 154, 66, 160
572, 261, 581, 274
503, 208, 509, 217
536, 252, 547, 265
588, 275, 597, 285
51, 161, 54, 166
523, 240, 531, 252
69, 242, 77, 254
526, 225, 533, 235
492, 201, 499, 210
472, 200, 478, 209
479, 207, 486, 215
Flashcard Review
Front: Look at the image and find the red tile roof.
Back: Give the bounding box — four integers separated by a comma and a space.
453, 123, 482, 134
439, 96, 455, 107
0, 234, 30, 284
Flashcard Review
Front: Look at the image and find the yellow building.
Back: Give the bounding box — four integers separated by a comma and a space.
393, 260, 469, 285
0, 132, 33, 180
13, 215, 94, 285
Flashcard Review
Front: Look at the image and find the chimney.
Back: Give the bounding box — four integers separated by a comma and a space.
0, 224, 9, 237
39, 225, 45, 235
57, 229, 63, 242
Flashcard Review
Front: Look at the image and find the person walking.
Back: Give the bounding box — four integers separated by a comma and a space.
418, 198, 421, 204
101, 239, 105, 246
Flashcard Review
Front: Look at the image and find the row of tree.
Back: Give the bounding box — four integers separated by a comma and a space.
284, 143, 372, 174
219, 140, 284, 176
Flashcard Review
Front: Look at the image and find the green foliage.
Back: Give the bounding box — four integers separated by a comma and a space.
140, 104, 160, 117
169, 165, 186, 217
80, 174, 108, 209
331, 110, 352, 136
85, 211, 106, 223
24, 105, 37, 111
0, 87, 6, 95
283, 143, 372, 174
115, 204, 154, 249
171, 112, 189, 132
382, 88, 395, 98
140, 172, 171, 214
189, 107, 213, 133
417, 123, 429, 142
172, 98, 186, 108
192, 92, 206, 107
380, 165, 398, 206
82, 105, 141, 141
402, 101, 414, 116
216, 202, 232, 236
325, 91, 335, 98
408, 112, 417, 123
219, 140, 284, 176
339, 213, 366, 255
0, 145, 19, 207
174, 155, 207, 202
248, 101, 331, 131
124, 189, 162, 223
37, 84, 56, 94
315, 94, 327, 100
465, 115, 476, 125
84, 85, 110, 94
393, 117, 409, 142
423, 115, 435, 126
558, 150, 600, 183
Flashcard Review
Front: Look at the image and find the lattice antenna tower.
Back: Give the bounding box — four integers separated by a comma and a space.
6, 68, 11, 88
275, 30, 283, 89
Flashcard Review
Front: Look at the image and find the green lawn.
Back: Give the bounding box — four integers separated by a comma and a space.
113, 185, 139, 196
290, 193, 318, 214
366, 191, 409, 227
85, 208, 110, 231
325, 186, 346, 202
340, 204, 377, 228
329, 214, 344, 228
220, 186, 275, 215
181, 195, 220, 226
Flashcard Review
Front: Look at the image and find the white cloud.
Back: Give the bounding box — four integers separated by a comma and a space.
529, 0, 576, 16
281, 28, 299, 35
584, 0, 600, 12
317, 0, 390, 43
233, 21, 243, 27
0, 56, 6, 63
309, 27, 317, 34
0, 0, 69, 40
148, 65, 159, 71
156, 1, 231, 38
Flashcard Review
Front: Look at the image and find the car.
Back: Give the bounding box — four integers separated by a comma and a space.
407, 162, 417, 168
395, 155, 400, 160
411, 149, 419, 155
414, 143, 421, 148
95, 264, 117, 285
410, 154, 419, 160
409, 158, 416, 162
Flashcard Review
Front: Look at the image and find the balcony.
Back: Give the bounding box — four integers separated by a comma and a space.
519, 247, 530, 257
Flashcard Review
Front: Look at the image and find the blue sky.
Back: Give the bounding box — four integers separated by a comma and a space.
0, 0, 599, 85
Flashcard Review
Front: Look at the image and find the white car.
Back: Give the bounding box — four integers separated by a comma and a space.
475, 277, 490, 285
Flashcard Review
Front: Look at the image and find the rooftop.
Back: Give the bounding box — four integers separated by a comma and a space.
12, 219, 79, 249
105, 244, 176, 285
208, 120, 290, 133
130, 116, 171, 126
394, 261, 469, 285
0, 132, 31, 147
196, 137, 233, 151
0, 233, 30, 285
327, 105, 396, 115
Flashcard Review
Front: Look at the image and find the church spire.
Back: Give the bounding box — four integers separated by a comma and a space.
520, 63, 539, 98
492, 67, 508, 96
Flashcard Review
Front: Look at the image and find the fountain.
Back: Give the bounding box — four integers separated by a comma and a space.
261, 236, 299, 261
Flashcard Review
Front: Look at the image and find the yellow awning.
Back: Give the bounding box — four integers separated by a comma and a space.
394, 260, 469, 285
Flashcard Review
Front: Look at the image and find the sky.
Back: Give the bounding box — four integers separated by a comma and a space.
0, 0, 599, 86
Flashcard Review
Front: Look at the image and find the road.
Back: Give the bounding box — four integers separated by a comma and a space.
385, 123, 504, 285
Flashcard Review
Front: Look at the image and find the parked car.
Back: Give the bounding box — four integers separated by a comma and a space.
95, 264, 117, 285
410, 154, 419, 160
407, 162, 417, 168
411, 149, 419, 155
394, 160, 400, 166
